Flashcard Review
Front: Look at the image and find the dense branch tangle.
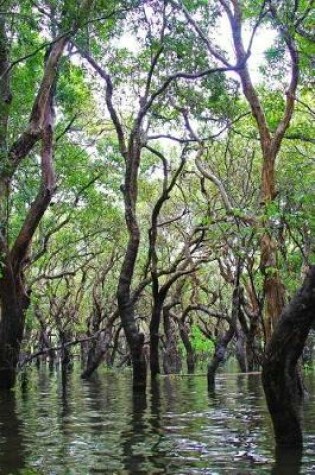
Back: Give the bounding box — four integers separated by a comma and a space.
73, 1, 246, 388
172, 0, 301, 339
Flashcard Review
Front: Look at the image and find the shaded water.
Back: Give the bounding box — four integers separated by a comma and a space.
0, 368, 314, 474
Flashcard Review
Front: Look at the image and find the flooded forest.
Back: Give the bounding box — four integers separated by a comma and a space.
0, 0, 314, 473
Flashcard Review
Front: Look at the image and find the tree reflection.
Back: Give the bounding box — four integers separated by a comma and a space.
121, 388, 148, 473
271, 446, 302, 475
120, 379, 170, 474
0, 392, 25, 474
150, 378, 167, 464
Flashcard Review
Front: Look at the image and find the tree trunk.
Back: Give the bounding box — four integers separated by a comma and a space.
208, 277, 241, 389
207, 325, 234, 388
109, 325, 122, 367
261, 231, 286, 340
225, 1, 298, 341
81, 332, 109, 379
117, 131, 147, 390
235, 326, 247, 372
117, 224, 147, 390
162, 307, 182, 374
60, 329, 72, 370
178, 321, 195, 374
150, 298, 164, 377
0, 266, 29, 389
262, 266, 315, 448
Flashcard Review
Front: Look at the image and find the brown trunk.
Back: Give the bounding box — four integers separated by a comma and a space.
59, 329, 72, 370
148, 155, 186, 379
130, 332, 147, 388
117, 232, 147, 389
225, 1, 298, 340
109, 325, 122, 366
263, 272, 286, 340
81, 294, 106, 378
242, 281, 262, 371
262, 266, 315, 448
246, 328, 261, 372
150, 288, 170, 378
260, 156, 286, 340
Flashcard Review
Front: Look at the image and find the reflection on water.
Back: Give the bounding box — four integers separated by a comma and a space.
271, 447, 303, 475
0, 368, 314, 474
0, 392, 25, 475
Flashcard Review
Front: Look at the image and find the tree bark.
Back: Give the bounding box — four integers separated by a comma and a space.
178, 320, 196, 374
208, 270, 241, 388
150, 298, 163, 377
117, 136, 147, 390
207, 324, 234, 388
81, 333, 109, 379
262, 266, 315, 448
162, 306, 182, 374
0, 263, 29, 388
235, 326, 247, 373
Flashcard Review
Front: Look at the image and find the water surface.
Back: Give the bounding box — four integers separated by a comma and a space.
0, 368, 314, 474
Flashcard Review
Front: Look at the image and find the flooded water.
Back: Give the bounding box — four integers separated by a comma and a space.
0, 367, 314, 474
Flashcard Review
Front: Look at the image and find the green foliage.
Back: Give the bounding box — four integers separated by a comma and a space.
191, 325, 215, 354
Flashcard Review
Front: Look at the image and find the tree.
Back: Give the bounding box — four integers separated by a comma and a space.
172, 0, 302, 339
0, 0, 95, 388
75, 0, 234, 388
262, 265, 315, 448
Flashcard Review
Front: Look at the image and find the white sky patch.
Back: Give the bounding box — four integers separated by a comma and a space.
244, 26, 277, 79
117, 32, 140, 53
118, 15, 278, 85
218, 15, 278, 84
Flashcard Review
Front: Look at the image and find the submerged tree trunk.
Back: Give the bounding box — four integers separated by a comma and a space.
207, 325, 234, 388
162, 306, 182, 374
117, 138, 147, 390
148, 154, 186, 379
150, 299, 163, 378
262, 266, 315, 448
208, 268, 242, 389
35, 307, 55, 367
178, 320, 195, 374
81, 300, 106, 379
81, 333, 109, 379
0, 0, 94, 391
246, 319, 262, 372
235, 326, 247, 373
117, 218, 147, 389
0, 267, 29, 389
109, 324, 122, 367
